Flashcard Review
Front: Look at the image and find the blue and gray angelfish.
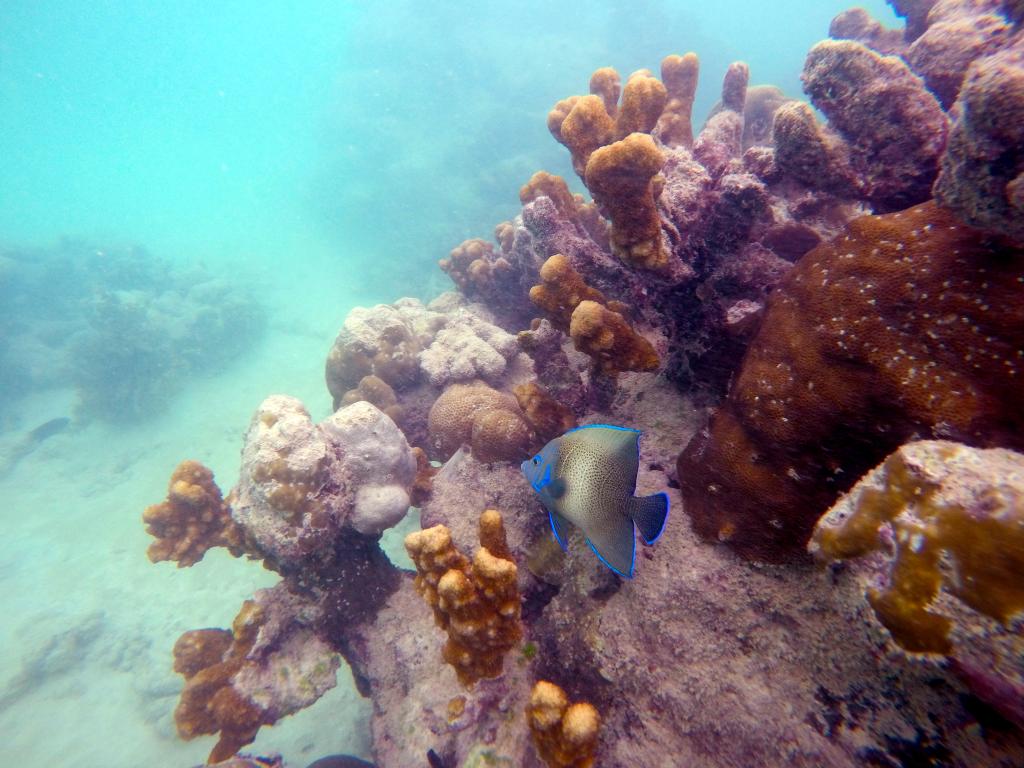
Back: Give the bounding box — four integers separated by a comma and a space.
520, 424, 669, 578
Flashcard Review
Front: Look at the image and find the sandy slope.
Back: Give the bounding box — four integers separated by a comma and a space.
0, 303, 381, 766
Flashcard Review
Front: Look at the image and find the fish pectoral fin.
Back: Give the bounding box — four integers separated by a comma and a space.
546, 477, 567, 499
585, 517, 636, 579
547, 510, 572, 552
627, 492, 670, 545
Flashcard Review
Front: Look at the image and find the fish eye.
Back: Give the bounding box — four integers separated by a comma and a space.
532, 455, 541, 464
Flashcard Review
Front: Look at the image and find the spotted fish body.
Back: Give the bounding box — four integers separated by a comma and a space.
521, 424, 669, 578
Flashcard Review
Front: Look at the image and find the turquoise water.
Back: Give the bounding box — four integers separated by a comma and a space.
0, 1, 901, 766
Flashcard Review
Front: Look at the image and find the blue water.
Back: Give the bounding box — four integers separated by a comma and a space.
0, 1, 899, 765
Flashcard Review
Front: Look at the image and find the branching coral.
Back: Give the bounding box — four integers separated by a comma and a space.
569, 300, 660, 376
934, 44, 1024, 242
439, 238, 514, 305
143, 460, 247, 567
513, 382, 576, 444
528, 254, 625, 332
527, 680, 601, 768
800, 39, 948, 211
405, 510, 522, 686
584, 133, 668, 272
679, 201, 1024, 561
810, 440, 1024, 654
656, 53, 700, 148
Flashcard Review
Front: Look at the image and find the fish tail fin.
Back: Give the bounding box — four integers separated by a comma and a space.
626, 492, 670, 545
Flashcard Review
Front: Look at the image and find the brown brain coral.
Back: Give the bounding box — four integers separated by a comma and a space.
427, 380, 536, 462
679, 201, 1024, 561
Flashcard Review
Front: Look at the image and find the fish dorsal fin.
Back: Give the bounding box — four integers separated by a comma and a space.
585, 515, 636, 578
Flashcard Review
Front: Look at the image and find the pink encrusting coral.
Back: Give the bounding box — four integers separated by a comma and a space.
142, 5, 1024, 767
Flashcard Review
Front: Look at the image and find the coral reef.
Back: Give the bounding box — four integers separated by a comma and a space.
0, 240, 264, 425
810, 440, 1024, 655
800, 39, 948, 211
145, 7, 1024, 768
568, 300, 660, 376
584, 132, 668, 272
526, 681, 600, 768
143, 460, 246, 567
405, 511, 523, 687
679, 201, 1024, 561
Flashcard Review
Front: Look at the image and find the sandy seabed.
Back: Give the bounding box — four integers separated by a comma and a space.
0, 278, 402, 766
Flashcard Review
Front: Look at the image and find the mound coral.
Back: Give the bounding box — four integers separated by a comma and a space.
143, 460, 245, 567
405, 510, 523, 686
427, 381, 535, 463
527, 681, 601, 768
810, 440, 1024, 655
679, 201, 1024, 561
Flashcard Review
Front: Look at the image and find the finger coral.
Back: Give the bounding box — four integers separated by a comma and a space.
810, 440, 1024, 655
801, 39, 948, 211
528, 254, 625, 332
655, 53, 699, 148
584, 132, 667, 272
404, 510, 523, 686
143, 460, 247, 567
527, 680, 601, 768
427, 380, 535, 462
569, 300, 660, 376
679, 201, 1024, 561
934, 45, 1024, 242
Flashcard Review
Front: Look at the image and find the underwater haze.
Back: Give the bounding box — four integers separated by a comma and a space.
6, 1, 1024, 767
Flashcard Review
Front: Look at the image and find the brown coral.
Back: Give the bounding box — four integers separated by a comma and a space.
143, 460, 246, 567
810, 440, 1024, 654
528, 254, 624, 332
569, 300, 660, 376
173, 601, 270, 764
655, 53, 699, 148
427, 380, 535, 462
584, 133, 667, 271
678, 201, 1024, 561
339, 374, 405, 427
439, 238, 513, 302
527, 680, 601, 768
514, 382, 576, 444
404, 511, 522, 686
548, 95, 617, 178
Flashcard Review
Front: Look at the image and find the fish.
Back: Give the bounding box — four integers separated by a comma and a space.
521, 424, 669, 578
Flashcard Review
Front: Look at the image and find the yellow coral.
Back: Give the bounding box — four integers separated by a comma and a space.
173, 601, 270, 764
657, 53, 700, 147
811, 442, 1024, 654
584, 133, 667, 271
529, 254, 612, 332
405, 511, 523, 686
143, 460, 246, 567
569, 300, 660, 375
527, 680, 601, 768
